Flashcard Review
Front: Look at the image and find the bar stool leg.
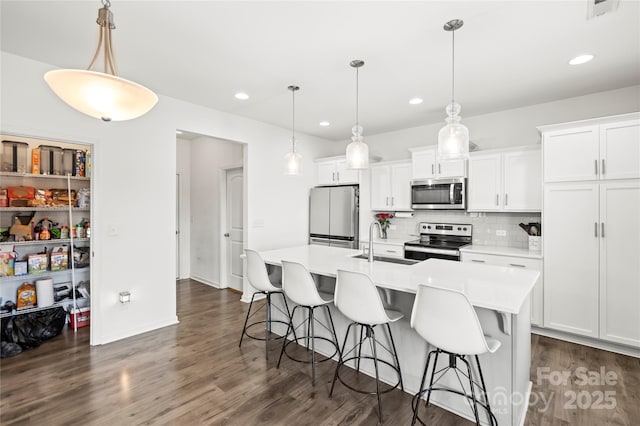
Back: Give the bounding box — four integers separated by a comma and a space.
475, 355, 496, 426
265, 293, 272, 361
325, 305, 342, 361
277, 305, 299, 368
385, 322, 404, 391
411, 349, 434, 426
424, 349, 440, 408
280, 293, 298, 343
369, 326, 383, 423
310, 307, 316, 385
330, 322, 354, 397
356, 324, 364, 373
239, 292, 259, 347
463, 356, 481, 425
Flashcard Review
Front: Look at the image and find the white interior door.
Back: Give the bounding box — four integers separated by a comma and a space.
225, 168, 244, 291
176, 173, 180, 279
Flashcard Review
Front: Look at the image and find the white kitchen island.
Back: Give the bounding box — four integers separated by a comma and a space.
256, 245, 540, 426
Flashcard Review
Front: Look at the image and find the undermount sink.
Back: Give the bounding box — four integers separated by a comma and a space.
351, 254, 419, 265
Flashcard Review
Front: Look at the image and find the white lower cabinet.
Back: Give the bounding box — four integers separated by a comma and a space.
461, 252, 543, 326
360, 242, 404, 259
543, 181, 640, 347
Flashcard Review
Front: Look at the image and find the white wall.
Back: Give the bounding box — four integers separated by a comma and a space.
188, 136, 243, 287
1, 52, 335, 345
360, 85, 640, 161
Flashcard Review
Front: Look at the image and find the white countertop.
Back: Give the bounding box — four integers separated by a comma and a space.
258, 245, 539, 314
460, 244, 543, 259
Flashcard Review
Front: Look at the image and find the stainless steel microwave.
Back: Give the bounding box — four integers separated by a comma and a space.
411, 177, 466, 209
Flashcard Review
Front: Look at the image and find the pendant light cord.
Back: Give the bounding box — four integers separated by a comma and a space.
292, 88, 296, 153
355, 66, 359, 128
451, 28, 455, 105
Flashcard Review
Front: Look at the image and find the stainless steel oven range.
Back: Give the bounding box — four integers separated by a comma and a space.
404, 222, 472, 261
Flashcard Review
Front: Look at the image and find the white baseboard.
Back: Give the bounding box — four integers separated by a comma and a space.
190, 275, 221, 289
531, 326, 640, 358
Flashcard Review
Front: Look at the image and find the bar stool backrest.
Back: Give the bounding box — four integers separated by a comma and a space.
245, 249, 279, 292
411, 284, 491, 356
335, 269, 389, 325
282, 260, 328, 307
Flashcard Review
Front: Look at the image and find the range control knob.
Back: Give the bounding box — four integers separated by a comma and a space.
457, 227, 461, 231
463, 227, 468, 231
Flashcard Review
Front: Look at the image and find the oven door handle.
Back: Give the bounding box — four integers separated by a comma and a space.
404, 246, 460, 257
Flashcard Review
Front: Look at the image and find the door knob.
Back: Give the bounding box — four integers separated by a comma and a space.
224, 233, 230, 237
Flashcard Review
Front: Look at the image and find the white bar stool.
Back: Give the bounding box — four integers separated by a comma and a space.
410, 284, 500, 426
277, 260, 341, 386
329, 269, 404, 424
239, 249, 296, 361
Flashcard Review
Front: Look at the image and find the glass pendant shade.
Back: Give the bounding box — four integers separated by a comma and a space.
43, 1, 157, 122
437, 102, 469, 160
346, 124, 369, 169
44, 69, 158, 122
284, 141, 302, 175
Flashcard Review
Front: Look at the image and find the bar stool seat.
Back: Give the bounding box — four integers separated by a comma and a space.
277, 260, 341, 386
239, 249, 295, 361
329, 269, 404, 424
410, 284, 501, 426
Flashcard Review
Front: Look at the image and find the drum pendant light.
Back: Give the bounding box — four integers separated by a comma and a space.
44, 0, 158, 122
284, 85, 302, 175
437, 19, 469, 160
345, 60, 369, 169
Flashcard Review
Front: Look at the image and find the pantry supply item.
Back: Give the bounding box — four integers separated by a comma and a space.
16, 282, 37, 309
62, 148, 75, 175
1, 140, 28, 173
39, 145, 63, 175
31, 147, 41, 174
35, 279, 54, 307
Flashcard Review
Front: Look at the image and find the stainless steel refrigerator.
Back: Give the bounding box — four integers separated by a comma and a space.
309, 185, 359, 249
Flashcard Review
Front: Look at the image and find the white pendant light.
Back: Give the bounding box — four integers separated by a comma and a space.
284, 85, 302, 175
437, 19, 469, 160
44, 0, 158, 122
345, 59, 369, 169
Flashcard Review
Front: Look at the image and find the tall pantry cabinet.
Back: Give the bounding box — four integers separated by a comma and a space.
539, 113, 640, 349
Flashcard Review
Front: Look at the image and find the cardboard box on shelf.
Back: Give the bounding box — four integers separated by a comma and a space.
0, 250, 15, 277
31, 147, 41, 174
50, 246, 68, 272
27, 253, 48, 274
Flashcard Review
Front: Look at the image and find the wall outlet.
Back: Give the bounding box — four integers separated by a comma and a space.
496, 230, 507, 236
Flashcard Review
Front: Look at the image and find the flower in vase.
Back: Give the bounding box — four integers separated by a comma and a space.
375, 213, 394, 230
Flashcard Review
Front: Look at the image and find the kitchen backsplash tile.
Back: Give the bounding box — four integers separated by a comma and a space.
382, 211, 541, 249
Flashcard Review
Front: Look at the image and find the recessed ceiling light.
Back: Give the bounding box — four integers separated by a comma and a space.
569, 54, 594, 65
409, 98, 423, 105
234, 92, 249, 100
319, 121, 330, 127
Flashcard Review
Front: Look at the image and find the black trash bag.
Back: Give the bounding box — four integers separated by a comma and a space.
1, 341, 22, 357
1, 307, 66, 351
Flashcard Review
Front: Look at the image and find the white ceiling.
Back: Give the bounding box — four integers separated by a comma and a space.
1, 1, 639, 141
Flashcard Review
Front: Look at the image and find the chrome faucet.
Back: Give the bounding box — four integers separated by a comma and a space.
368, 220, 381, 262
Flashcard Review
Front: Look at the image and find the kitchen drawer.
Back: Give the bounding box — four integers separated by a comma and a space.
461, 252, 540, 269
461, 252, 543, 326
362, 242, 405, 259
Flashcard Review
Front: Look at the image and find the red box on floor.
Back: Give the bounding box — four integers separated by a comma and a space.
69, 307, 90, 328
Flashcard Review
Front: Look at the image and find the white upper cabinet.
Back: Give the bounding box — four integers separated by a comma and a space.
540, 115, 639, 183
410, 146, 466, 180
468, 146, 541, 212
370, 161, 412, 211
316, 156, 360, 185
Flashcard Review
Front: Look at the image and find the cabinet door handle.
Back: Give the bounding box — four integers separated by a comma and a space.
471, 259, 485, 263
496, 194, 500, 206
601, 222, 605, 238
505, 193, 508, 206
509, 263, 526, 268
601, 159, 605, 175
431, 164, 434, 175
385, 196, 389, 206
336, 171, 340, 181
595, 222, 598, 237
391, 196, 394, 206
438, 163, 442, 175
332, 172, 336, 181
595, 160, 598, 176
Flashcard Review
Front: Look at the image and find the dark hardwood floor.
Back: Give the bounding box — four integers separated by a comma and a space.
1, 279, 638, 425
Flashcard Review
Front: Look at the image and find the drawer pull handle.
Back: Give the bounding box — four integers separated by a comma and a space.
509, 263, 526, 268
471, 259, 485, 263
385, 250, 395, 253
